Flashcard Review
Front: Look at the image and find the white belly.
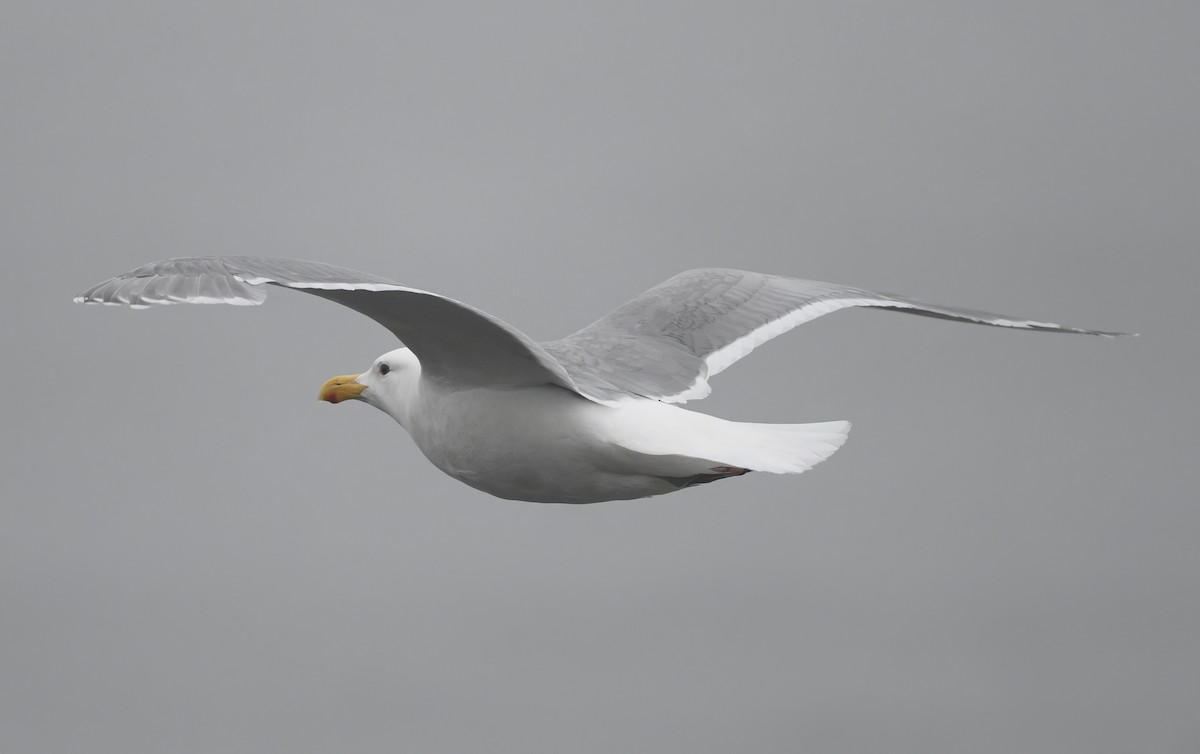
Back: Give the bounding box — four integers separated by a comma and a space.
404, 384, 700, 503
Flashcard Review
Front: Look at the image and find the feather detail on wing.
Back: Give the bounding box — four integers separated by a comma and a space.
541, 268, 1130, 404
76, 256, 581, 393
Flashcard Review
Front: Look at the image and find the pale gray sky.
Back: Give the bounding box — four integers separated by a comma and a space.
2, 2, 1197, 752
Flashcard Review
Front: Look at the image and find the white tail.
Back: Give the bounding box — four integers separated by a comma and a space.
708, 419, 852, 474
606, 401, 851, 476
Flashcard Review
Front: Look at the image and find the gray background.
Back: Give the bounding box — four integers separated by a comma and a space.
2, 2, 1197, 752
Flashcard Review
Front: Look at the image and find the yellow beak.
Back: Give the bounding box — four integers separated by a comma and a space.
319, 374, 368, 404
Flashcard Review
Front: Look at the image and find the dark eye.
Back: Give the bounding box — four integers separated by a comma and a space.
379, 364, 390, 375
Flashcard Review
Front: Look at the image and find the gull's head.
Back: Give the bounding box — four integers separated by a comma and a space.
319, 347, 420, 423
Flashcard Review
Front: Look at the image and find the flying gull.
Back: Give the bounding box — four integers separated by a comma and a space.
76, 257, 1127, 503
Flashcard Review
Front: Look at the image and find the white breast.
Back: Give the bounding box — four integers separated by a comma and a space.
404, 383, 656, 502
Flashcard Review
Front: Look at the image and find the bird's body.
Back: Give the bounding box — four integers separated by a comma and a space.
76, 256, 1126, 503
354, 349, 848, 503
407, 382, 672, 504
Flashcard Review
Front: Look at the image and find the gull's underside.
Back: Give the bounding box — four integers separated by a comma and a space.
76, 256, 1128, 502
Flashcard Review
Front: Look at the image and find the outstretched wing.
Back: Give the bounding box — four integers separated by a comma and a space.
75, 256, 581, 392
541, 268, 1128, 404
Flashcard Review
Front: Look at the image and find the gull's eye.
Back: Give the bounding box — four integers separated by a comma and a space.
379, 363, 390, 375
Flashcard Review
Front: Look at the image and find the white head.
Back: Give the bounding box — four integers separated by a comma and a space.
318, 347, 421, 426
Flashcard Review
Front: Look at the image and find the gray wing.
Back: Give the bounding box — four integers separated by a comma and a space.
75, 256, 581, 392
541, 268, 1129, 404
